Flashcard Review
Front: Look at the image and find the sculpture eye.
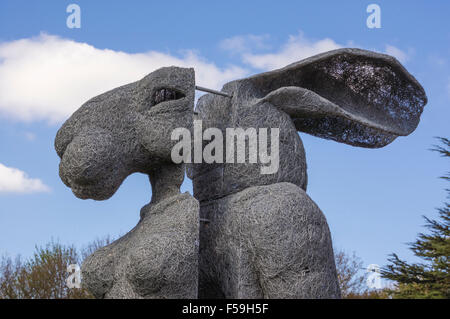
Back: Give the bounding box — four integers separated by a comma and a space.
153, 88, 185, 105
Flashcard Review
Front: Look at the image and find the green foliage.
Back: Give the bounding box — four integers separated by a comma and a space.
345, 289, 392, 299
0, 237, 112, 299
381, 137, 450, 299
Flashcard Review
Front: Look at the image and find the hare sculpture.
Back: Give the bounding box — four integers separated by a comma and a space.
55, 48, 427, 298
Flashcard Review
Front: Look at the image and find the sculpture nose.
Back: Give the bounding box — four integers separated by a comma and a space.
60, 141, 99, 187
55, 120, 77, 159
59, 129, 115, 186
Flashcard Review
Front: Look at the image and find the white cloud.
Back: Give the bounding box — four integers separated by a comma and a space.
384, 45, 410, 64
239, 32, 342, 71
220, 34, 270, 54
221, 32, 415, 72
0, 33, 248, 123
0, 163, 50, 193
0, 32, 418, 123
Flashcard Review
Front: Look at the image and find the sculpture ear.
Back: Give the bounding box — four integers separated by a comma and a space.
246, 48, 427, 148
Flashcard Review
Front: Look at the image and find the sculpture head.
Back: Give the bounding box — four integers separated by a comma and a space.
55, 66, 195, 200
56, 49, 428, 202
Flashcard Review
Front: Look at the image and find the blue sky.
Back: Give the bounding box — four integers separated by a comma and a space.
0, 0, 449, 281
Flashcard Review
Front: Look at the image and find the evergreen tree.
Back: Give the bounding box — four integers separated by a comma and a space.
381, 137, 450, 298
